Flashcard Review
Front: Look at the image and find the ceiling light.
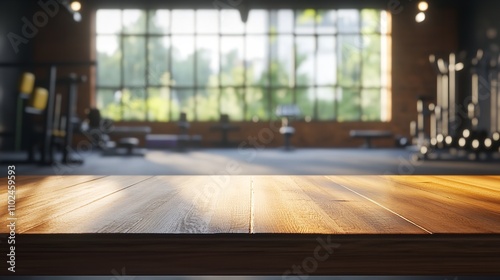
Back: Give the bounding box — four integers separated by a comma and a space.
418, 1, 429, 12
70, 1, 81, 12
415, 12, 426, 23
73, 12, 82, 22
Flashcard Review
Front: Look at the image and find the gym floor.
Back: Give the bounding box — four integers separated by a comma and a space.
2, 148, 500, 176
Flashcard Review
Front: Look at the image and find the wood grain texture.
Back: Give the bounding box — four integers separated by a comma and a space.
288, 176, 428, 233
1, 176, 151, 233
2, 176, 252, 234
0, 175, 104, 202
1, 175, 500, 234
327, 176, 500, 233
252, 176, 344, 233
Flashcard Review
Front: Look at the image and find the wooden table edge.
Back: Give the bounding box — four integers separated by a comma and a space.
2, 233, 500, 275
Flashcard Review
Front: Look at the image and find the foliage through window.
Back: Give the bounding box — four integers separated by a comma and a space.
96, 9, 391, 122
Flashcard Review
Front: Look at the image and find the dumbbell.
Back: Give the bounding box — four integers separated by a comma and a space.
459, 129, 488, 152
487, 132, 500, 151
443, 134, 459, 149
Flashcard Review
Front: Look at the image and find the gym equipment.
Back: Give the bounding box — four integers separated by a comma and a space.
0, 61, 95, 165
30, 87, 49, 110
275, 104, 300, 150
19, 72, 35, 95
210, 114, 240, 147
414, 48, 500, 160
83, 108, 149, 156
349, 130, 393, 149
51, 73, 87, 164
118, 137, 140, 155
15, 72, 36, 150
177, 112, 190, 150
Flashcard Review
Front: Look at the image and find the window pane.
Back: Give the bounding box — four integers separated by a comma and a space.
122, 88, 146, 121
381, 87, 389, 121
380, 11, 390, 35
147, 87, 169, 121
272, 88, 294, 117
196, 88, 219, 121
221, 36, 244, 86
270, 10, 293, 34
148, 10, 170, 33
196, 36, 219, 87
221, 87, 244, 121
361, 9, 381, 34
96, 10, 121, 34
362, 35, 381, 87
338, 35, 362, 87
361, 89, 382, 121
246, 10, 269, 34
246, 35, 268, 86
196, 10, 218, 34
123, 10, 146, 33
148, 37, 170, 86
95, 8, 389, 123
296, 88, 314, 120
172, 10, 194, 34
123, 36, 146, 87
296, 36, 315, 86
316, 10, 336, 34
338, 10, 360, 33
295, 9, 315, 34
317, 87, 336, 120
97, 89, 121, 120
246, 87, 268, 120
317, 36, 336, 85
172, 36, 195, 86
221, 10, 244, 34
97, 35, 121, 87
270, 35, 293, 86
337, 87, 361, 121
171, 89, 195, 121
381, 35, 389, 87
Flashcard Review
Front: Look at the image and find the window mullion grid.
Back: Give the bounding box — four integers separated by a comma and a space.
96, 8, 387, 123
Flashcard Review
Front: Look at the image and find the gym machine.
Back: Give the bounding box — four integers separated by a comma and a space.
0, 62, 94, 165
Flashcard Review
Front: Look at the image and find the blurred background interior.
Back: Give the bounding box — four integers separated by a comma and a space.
1, 0, 500, 176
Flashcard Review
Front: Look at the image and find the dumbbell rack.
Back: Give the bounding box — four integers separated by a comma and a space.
414, 50, 500, 161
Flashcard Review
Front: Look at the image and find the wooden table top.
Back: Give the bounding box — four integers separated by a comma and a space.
2, 175, 499, 234
2, 175, 500, 275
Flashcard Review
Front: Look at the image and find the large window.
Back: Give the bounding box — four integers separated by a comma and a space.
96, 9, 390, 122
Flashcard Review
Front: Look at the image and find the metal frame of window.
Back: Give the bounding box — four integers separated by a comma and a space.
95, 8, 390, 122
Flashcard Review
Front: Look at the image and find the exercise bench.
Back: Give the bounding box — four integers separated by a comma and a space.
349, 130, 393, 148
